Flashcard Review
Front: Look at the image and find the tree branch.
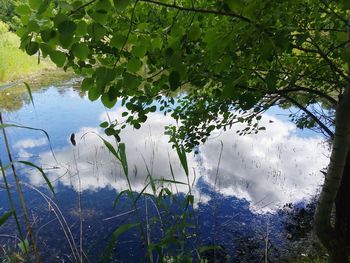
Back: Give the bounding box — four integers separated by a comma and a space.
276, 86, 337, 106
283, 95, 334, 139
139, 0, 264, 30
311, 41, 350, 82
69, 0, 97, 15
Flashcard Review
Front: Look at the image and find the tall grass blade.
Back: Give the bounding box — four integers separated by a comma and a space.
0, 210, 14, 226
0, 159, 28, 257
95, 134, 129, 177
100, 137, 119, 159
113, 189, 133, 208
118, 143, 128, 177
23, 82, 35, 109
101, 223, 139, 263
18, 161, 55, 195
134, 182, 150, 204
173, 141, 188, 176
0, 123, 57, 161
153, 179, 187, 185
18, 239, 30, 253
0, 113, 40, 262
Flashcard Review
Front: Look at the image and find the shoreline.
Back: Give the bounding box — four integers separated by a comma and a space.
0, 67, 76, 90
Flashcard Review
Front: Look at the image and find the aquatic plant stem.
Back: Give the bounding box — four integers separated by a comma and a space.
211, 141, 224, 261
23, 183, 80, 262
0, 157, 29, 260
0, 113, 40, 262
73, 148, 83, 263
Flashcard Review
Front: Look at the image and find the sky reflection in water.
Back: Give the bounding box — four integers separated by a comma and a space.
0, 85, 330, 261
8, 87, 329, 212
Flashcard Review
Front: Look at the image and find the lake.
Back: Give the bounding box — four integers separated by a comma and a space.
0, 79, 329, 262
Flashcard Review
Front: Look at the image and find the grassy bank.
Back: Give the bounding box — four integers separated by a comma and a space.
0, 21, 53, 84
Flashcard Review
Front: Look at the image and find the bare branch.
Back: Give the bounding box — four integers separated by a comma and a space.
283, 95, 334, 139
139, 0, 265, 31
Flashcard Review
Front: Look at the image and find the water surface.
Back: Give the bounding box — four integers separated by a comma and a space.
0, 82, 329, 262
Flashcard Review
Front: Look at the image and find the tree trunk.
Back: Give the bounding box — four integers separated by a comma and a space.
334, 150, 350, 254
314, 88, 350, 263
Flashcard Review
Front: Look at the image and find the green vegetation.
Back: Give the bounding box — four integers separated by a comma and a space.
0, 0, 20, 30
0, 0, 346, 262
0, 70, 76, 112
0, 21, 52, 84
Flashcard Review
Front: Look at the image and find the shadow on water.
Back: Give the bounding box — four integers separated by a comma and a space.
0, 81, 329, 262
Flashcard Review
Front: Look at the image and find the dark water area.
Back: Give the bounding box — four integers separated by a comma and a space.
0, 81, 329, 262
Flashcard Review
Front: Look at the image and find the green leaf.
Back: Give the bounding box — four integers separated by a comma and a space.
88, 85, 102, 101
41, 29, 56, 42
123, 73, 141, 90
58, 20, 77, 36
265, 72, 277, 90
0, 210, 14, 226
26, 42, 39, 55
100, 137, 119, 158
127, 57, 142, 72
110, 34, 127, 49
118, 143, 128, 176
188, 22, 201, 41
87, 23, 106, 41
100, 121, 109, 128
37, 0, 50, 14
171, 24, 185, 38
225, 0, 244, 11
27, 20, 40, 32
173, 138, 188, 176
15, 5, 31, 15
76, 21, 88, 36
96, 67, 116, 89
169, 71, 181, 90
186, 194, 194, 207
151, 37, 162, 50
29, 0, 42, 9
18, 239, 29, 253
72, 43, 90, 60
81, 78, 94, 91
18, 161, 55, 195
50, 51, 66, 67
102, 223, 139, 263
113, 0, 130, 11
40, 43, 53, 57
132, 45, 147, 58
341, 51, 350, 63
95, 0, 113, 11
89, 9, 108, 24
23, 82, 35, 108
101, 93, 117, 108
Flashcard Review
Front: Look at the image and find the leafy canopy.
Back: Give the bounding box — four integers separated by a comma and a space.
17, 0, 347, 147
0, 0, 21, 30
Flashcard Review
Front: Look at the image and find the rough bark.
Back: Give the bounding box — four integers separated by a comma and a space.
314, 89, 350, 263
335, 151, 350, 252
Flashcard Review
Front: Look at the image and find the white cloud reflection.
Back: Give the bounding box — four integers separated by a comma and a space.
22, 109, 329, 212
198, 115, 329, 211
27, 110, 195, 195
15, 138, 47, 149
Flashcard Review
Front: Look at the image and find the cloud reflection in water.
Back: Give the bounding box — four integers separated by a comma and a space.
17, 108, 329, 212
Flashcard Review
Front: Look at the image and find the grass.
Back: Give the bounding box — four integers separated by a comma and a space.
0, 21, 53, 84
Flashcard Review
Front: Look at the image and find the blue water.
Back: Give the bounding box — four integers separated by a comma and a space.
0, 82, 329, 262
